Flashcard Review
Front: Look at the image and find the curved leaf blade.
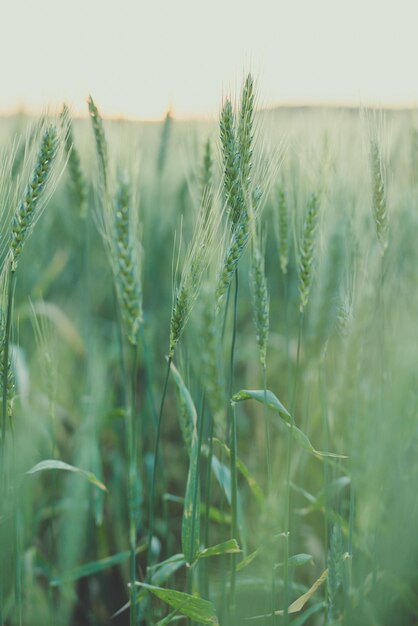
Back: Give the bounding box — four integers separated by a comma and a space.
232, 390, 347, 459
198, 539, 240, 559
26, 459, 108, 491
137, 583, 219, 625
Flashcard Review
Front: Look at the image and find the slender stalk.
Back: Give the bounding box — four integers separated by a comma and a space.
1, 270, 16, 485
263, 365, 272, 492
320, 366, 331, 557
0, 269, 17, 625
283, 311, 304, 625
229, 270, 239, 621
14, 452, 22, 626
188, 395, 205, 626
128, 343, 139, 626
139, 325, 158, 437
148, 356, 172, 569
191, 394, 205, 562
283, 274, 291, 402
262, 364, 275, 625
202, 413, 214, 598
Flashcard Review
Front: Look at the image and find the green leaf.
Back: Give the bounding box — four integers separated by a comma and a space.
149, 554, 186, 586
232, 389, 290, 417
232, 390, 347, 459
137, 583, 219, 625
288, 553, 314, 567
170, 361, 197, 455
211, 456, 245, 534
50, 544, 147, 585
182, 435, 200, 565
212, 438, 264, 504
169, 363, 201, 565
211, 456, 231, 503
26, 459, 108, 491
236, 548, 260, 572
276, 554, 314, 568
198, 539, 240, 559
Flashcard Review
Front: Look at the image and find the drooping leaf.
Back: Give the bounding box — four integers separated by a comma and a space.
137, 583, 219, 625
211, 455, 231, 503
210, 456, 244, 530
169, 363, 201, 566
232, 389, 290, 417
232, 390, 347, 459
149, 554, 186, 586
198, 539, 240, 559
170, 361, 197, 455
26, 459, 108, 491
236, 548, 260, 572
212, 438, 264, 504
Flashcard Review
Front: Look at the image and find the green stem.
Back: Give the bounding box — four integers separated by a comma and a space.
0, 269, 16, 625
283, 311, 304, 625
320, 364, 331, 550
1, 270, 16, 486
188, 395, 205, 626
283, 273, 291, 402
202, 414, 214, 599
262, 365, 272, 492
139, 324, 158, 437
148, 356, 172, 570
229, 270, 239, 621
230, 402, 238, 619
263, 364, 275, 626
190, 394, 205, 563
128, 343, 139, 626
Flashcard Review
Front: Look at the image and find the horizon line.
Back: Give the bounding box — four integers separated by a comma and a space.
2, 98, 418, 124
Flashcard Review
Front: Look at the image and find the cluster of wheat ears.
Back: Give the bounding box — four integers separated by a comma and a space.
0, 75, 416, 626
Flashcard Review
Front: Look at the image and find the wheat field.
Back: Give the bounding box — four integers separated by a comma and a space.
0, 78, 417, 626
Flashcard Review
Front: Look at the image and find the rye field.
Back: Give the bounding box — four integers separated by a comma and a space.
0, 77, 417, 625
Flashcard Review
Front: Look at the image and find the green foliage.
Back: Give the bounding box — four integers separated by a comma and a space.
0, 87, 416, 626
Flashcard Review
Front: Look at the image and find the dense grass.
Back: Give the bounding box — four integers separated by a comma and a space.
0, 86, 417, 626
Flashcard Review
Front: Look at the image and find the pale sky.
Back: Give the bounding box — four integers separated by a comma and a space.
1, 0, 418, 119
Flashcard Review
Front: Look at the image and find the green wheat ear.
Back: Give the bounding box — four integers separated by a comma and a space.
169, 186, 221, 358
10, 125, 59, 271
114, 176, 143, 346
370, 138, 388, 254
298, 192, 320, 313
62, 104, 88, 218
220, 98, 243, 229
237, 73, 255, 196
88, 95, 108, 191
276, 184, 289, 275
